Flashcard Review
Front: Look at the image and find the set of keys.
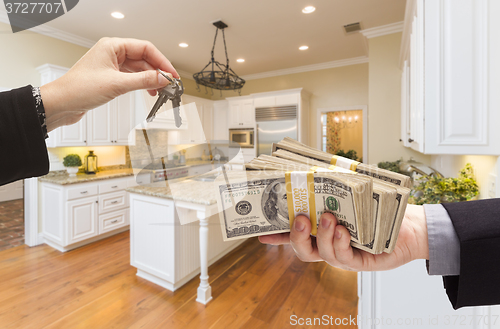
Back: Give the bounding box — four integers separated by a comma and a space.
146, 69, 184, 127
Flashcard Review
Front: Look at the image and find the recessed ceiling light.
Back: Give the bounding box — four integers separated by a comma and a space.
236, 59, 245, 63
302, 6, 316, 14
299, 45, 309, 50
111, 12, 124, 19
179, 43, 189, 48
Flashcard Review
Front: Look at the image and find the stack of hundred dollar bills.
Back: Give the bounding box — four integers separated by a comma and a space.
215, 137, 411, 254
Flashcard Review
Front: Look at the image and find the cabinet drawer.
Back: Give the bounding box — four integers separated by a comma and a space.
99, 191, 128, 214
99, 179, 128, 194
67, 184, 98, 201
99, 208, 129, 234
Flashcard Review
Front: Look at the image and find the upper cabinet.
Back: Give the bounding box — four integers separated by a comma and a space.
38, 64, 134, 148
401, 0, 500, 155
212, 100, 229, 141
227, 96, 255, 128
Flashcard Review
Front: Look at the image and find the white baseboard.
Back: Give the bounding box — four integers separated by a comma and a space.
36, 233, 45, 246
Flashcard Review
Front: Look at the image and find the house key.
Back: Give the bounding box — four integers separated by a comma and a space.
146, 69, 184, 127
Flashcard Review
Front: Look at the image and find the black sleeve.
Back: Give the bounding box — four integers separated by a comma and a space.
0, 85, 49, 186
441, 199, 500, 309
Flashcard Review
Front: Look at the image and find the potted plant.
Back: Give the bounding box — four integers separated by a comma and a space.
63, 154, 82, 177
409, 163, 479, 205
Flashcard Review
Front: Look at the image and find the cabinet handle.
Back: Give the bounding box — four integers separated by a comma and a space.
95, 200, 98, 203
81, 191, 88, 194
111, 219, 118, 224
84, 140, 86, 143
408, 138, 414, 143
111, 185, 118, 188
399, 139, 402, 142
111, 200, 119, 204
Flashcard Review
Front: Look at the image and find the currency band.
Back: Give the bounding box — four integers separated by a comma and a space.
309, 165, 352, 174
285, 171, 317, 235
330, 155, 360, 171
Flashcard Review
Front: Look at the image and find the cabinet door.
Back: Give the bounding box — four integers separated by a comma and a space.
422, 0, 500, 155
408, 10, 424, 153
401, 61, 411, 148
67, 196, 98, 245
213, 101, 228, 141
239, 100, 255, 126
114, 93, 133, 145
87, 103, 112, 145
202, 103, 213, 141
228, 102, 241, 128
57, 114, 88, 146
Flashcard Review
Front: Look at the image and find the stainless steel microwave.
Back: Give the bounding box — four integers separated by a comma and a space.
229, 128, 254, 148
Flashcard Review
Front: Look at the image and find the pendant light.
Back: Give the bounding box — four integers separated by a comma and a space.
193, 21, 245, 94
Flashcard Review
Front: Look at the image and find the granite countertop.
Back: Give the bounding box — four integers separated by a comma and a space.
126, 178, 217, 205
39, 168, 134, 185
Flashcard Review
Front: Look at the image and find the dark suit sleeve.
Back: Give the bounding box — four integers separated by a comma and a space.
441, 199, 500, 309
0, 85, 49, 186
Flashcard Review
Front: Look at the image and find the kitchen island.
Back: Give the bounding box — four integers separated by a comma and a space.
127, 177, 245, 304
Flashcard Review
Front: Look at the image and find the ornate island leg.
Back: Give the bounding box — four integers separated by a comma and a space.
196, 210, 212, 304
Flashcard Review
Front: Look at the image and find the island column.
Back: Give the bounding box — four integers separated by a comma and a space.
196, 210, 212, 304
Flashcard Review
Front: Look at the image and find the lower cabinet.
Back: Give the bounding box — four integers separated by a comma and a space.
41, 177, 132, 252
67, 196, 98, 245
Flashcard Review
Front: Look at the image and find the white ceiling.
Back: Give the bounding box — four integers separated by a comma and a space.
42, 0, 406, 76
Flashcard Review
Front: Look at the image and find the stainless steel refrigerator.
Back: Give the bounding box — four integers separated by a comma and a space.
256, 105, 297, 156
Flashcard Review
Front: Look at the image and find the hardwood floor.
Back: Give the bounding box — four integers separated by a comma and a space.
0, 231, 358, 329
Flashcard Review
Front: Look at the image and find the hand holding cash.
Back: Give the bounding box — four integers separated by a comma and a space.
215, 137, 429, 271
259, 205, 428, 272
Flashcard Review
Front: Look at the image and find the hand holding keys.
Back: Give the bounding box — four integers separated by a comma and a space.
146, 69, 184, 127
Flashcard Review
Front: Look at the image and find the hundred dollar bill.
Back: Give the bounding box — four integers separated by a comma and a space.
215, 171, 371, 244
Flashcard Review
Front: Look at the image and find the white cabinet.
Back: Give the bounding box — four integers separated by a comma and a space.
129, 192, 245, 292
67, 196, 98, 244
401, 0, 500, 155
87, 103, 113, 145
51, 118, 88, 147
227, 97, 254, 128
87, 93, 134, 145
41, 176, 131, 252
212, 100, 229, 141
37, 64, 134, 148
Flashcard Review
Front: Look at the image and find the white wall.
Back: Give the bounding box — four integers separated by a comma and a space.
47, 146, 126, 171
368, 33, 431, 166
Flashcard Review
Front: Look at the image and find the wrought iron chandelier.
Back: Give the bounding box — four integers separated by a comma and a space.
193, 21, 245, 94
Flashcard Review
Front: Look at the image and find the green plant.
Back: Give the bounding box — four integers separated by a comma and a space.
409, 163, 479, 205
63, 154, 82, 167
378, 159, 402, 173
336, 149, 359, 161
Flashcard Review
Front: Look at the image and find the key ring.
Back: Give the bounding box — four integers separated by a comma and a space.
157, 69, 179, 88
